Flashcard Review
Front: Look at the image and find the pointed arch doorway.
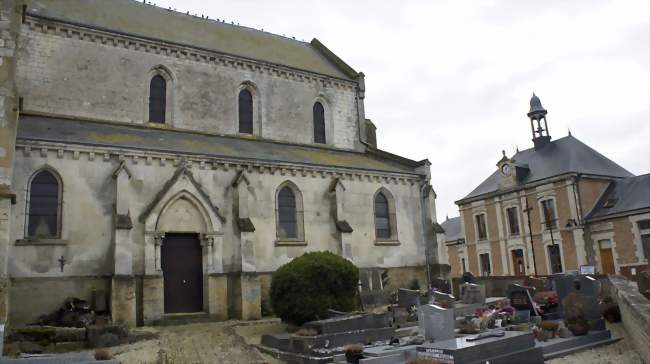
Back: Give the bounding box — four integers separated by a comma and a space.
161, 233, 203, 313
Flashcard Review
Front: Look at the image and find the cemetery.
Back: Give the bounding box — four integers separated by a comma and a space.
257, 262, 648, 364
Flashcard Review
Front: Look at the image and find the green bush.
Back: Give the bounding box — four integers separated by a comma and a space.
270, 251, 359, 325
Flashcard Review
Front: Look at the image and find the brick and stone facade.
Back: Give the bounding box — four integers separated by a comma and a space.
443, 95, 649, 280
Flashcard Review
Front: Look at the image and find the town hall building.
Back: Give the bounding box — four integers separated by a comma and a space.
0, 0, 442, 326
443, 94, 649, 280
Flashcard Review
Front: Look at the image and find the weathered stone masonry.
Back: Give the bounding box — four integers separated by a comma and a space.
1, 0, 442, 327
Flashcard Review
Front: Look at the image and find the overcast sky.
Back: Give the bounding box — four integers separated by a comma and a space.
157, 0, 649, 220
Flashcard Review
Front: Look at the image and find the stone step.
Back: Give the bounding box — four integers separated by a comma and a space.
152, 313, 217, 326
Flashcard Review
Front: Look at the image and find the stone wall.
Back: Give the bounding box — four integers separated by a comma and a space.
16, 17, 361, 151
10, 150, 427, 277
602, 275, 650, 361
0, 0, 19, 323
9, 276, 110, 326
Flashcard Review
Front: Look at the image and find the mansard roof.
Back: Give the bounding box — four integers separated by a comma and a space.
17, 115, 424, 176
586, 174, 650, 221
27, 0, 356, 80
440, 216, 462, 243
458, 135, 633, 203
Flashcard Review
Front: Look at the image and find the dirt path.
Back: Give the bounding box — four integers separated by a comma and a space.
110, 320, 286, 364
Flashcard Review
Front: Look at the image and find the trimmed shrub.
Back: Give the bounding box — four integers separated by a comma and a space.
270, 251, 359, 324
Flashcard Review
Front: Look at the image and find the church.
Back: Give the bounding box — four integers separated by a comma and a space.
0, 1, 442, 326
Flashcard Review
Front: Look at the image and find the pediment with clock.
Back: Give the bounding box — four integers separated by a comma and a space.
497, 150, 529, 190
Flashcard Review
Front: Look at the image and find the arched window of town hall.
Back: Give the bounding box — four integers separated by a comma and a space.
27, 170, 61, 238
149, 75, 166, 123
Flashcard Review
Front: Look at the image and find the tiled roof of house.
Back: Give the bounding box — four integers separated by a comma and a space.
440, 216, 462, 242
586, 173, 650, 221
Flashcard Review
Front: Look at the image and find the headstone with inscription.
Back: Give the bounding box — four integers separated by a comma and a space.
417, 304, 455, 342
508, 283, 539, 316
460, 283, 485, 304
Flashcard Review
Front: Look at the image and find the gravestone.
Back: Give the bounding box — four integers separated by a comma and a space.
523, 276, 549, 292
459, 283, 485, 304
416, 330, 544, 364
398, 288, 425, 309
554, 275, 600, 318
417, 304, 455, 342
431, 291, 455, 309
430, 278, 452, 294
508, 283, 538, 315
461, 271, 476, 284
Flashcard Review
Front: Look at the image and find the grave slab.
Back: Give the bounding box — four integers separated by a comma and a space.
416, 330, 544, 364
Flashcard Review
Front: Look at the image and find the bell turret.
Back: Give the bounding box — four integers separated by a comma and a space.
527, 93, 551, 150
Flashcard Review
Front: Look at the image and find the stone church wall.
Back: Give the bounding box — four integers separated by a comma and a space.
15, 18, 360, 150
8, 146, 427, 324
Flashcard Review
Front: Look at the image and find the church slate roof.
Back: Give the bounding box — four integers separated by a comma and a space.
27, 0, 355, 80
586, 174, 650, 221
458, 135, 633, 203
17, 116, 423, 176
440, 216, 462, 243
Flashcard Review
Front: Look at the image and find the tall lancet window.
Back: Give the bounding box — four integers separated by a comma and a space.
374, 192, 391, 239
149, 75, 166, 123
313, 101, 326, 144
239, 89, 253, 134
27, 170, 61, 238
277, 186, 297, 239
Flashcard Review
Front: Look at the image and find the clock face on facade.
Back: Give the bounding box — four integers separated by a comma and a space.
501, 164, 511, 176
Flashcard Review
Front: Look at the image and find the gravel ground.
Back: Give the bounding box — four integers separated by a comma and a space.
547, 322, 646, 364
103, 320, 645, 364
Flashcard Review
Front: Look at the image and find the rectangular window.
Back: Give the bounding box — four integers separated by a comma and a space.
547, 244, 563, 273
638, 220, 650, 260
461, 258, 466, 273
475, 213, 488, 241
541, 199, 557, 229
479, 253, 491, 276
506, 206, 520, 236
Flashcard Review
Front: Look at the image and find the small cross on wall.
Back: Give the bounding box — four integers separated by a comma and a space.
58, 255, 67, 272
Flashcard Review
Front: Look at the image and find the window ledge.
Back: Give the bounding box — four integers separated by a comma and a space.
275, 240, 307, 246
16, 238, 68, 246
374, 240, 400, 246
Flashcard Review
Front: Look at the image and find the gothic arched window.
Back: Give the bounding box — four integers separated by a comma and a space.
277, 186, 297, 239
374, 192, 391, 239
27, 170, 61, 238
313, 102, 326, 144
149, 75, 166, 123
239, 89, 253, 134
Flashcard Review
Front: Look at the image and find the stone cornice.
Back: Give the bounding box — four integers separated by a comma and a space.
15, 140, 424, 186
23, 15, 357, 91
